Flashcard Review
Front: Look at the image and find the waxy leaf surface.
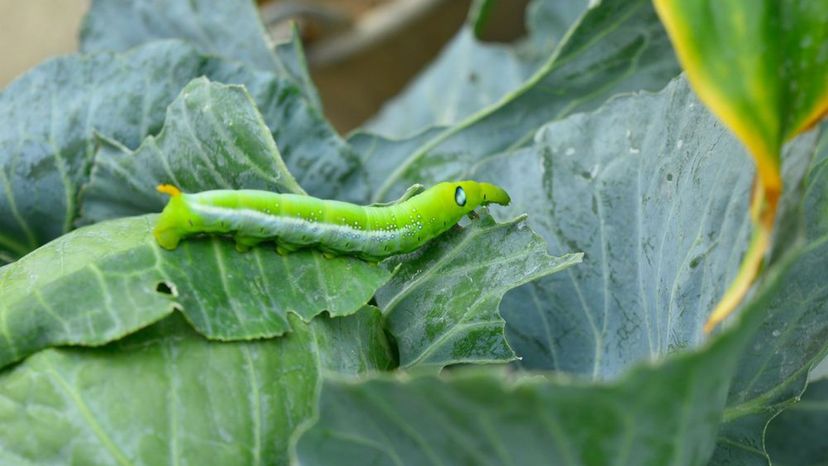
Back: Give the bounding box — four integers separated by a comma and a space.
709, 129, 828, 464
0, 215, 390, 369
370, 0, 680, 202
80, 78, 305, 223
376, 213, 582, 369
471, 77, 817, 378
0, 309, 393, 466
80, 0, 322, 107
0, 40, 360, 264
82, 0, 276, 75
764, 378, 828, 466
654, 0, 828, 191
295, 258, 802, 466
367, 0, 586, 138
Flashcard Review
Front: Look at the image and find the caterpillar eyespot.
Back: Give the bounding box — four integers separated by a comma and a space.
455, 186, 467, 207
153, 180, 511, 261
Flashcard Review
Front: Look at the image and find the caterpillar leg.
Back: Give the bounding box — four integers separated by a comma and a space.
319, 246, 339, 260
154, 227, 182, 250
357, 252, 382, 264
276, 241, 299, 256
234, 235, 262, 253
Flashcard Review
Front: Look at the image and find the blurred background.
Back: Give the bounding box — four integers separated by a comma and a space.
0, 0, 529, 132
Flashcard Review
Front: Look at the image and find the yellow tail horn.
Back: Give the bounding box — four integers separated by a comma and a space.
157, 184, 182, 197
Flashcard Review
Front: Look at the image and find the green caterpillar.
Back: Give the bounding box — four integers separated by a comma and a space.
154, 181, 511, 261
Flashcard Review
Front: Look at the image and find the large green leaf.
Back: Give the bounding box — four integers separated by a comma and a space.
369, 0, 680, 203
366, 28, 534, 138
0, 215, 389, 370
82, 67, 367, 211
708, 130, 828, 465
293, 255, 801, 466
80, 0, 322, 108
806, 128, 828, 238
654, 0, 828, 195
525, 0, 587, 57
462, 75, 827, 463
651, 1, 828, 336
764, 378, 828, 466
710, 237, 828, 465
366, 0, 588, 138
201, 64, 364, 203
0, 41, 203, 263
348, 127, 446, 198
469, 77, 818, 378
80, 0, 277, 75
0, 308, 393, 466
375, 212, 582, 369
0, 40, 360, 264
79, 78, 304, 223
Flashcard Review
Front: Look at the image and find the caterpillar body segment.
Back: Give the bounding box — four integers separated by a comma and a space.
153, 181, 510, 261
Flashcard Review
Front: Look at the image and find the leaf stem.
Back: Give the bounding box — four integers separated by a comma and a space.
704, 178, 778, 333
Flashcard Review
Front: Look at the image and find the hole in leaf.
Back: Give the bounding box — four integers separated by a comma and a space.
156, 281, 177, 296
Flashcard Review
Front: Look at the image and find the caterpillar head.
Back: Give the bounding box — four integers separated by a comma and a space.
440, 180, 511, 214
